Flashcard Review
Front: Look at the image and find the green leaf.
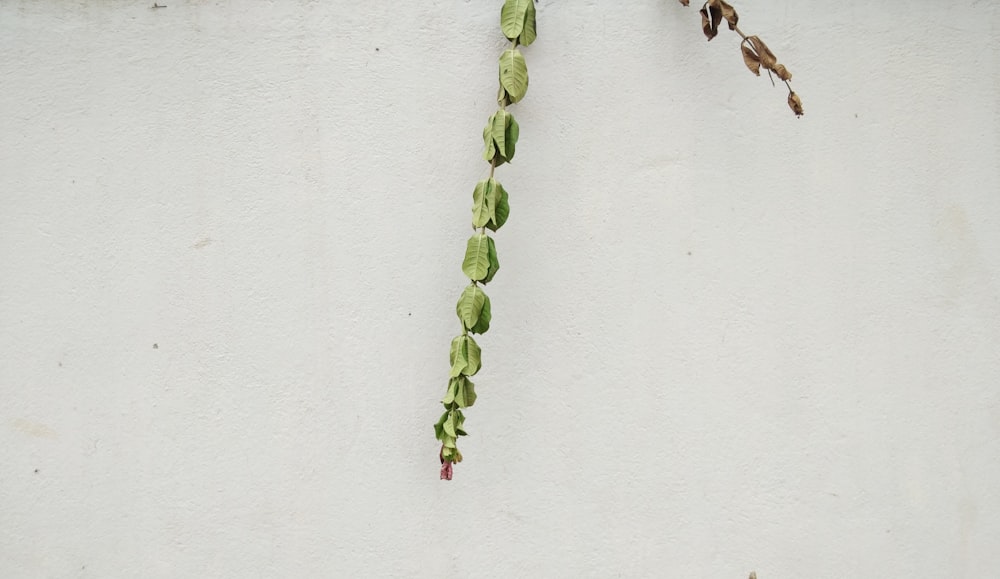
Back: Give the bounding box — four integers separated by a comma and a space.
463, 336, 482, 376
481, 236, 500, 285
442, 378, 459, 406
449, 335, 467, 377
456, 284, 487, 331
487, 184, 509, 232
491, 111, 510, 160
500, 0, 529, 40
520, 0, 537, 46
469, 291, 492, 334
443, 412, 457, 437
462, 234, 491, 281
434, 410, 449, 439
505, 113, 519, 160
499, 49, 528, 103
500, 0, 536, 46
449, 335, 482, 377
454, 410, 467, 436
456, 379, 477, 408
482, 120, 496, 162
472, 180, 491, 228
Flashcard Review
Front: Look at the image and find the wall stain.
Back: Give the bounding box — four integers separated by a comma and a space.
12, 418, 59, 439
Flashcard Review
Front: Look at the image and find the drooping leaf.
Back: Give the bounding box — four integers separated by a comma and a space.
491, 111, 510, 160
442, 378, 459, 406
714, 0, 738, 30
463, 336, 482, 376
520, 0, 537, 46
787, 91, 804, 116
481, 236, 500, 285
504, 113, 519, 161
469, 291, 492, 334
772, 63, 792, 82
456, 378, 477, 408
487, 183, 509, 232
434, 410, 449, 439
462, 234, 491, 281
700, 2, 722, 40
472, 180, 491, 228
482, 121, 496, 162
746, 36, 778, 70
456, 284, 487, 331
500, 0, 529, 41
484, 179, 500, 225
499, 49, 528, 103
740, 42, 761, 76
449, 335, 469, 377
500, 0, 536, 46
454, 410, 467, 436
443, 412, 457, 437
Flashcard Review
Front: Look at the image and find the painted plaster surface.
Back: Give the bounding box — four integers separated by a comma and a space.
2, 1, 999, 577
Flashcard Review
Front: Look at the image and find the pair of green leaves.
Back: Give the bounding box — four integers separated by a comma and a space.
483, 110, 520, 166
462, 234, 500, 285
449, 334, 482, 378
498, 0, 532, 105
456, 283, 492, 334
442, 376, 478, 409
435, 408, 467, 460
500, 0, 536, 47
472, 179, 510, 232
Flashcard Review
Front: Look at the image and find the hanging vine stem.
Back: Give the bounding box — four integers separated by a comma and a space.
681, 0, 804, 115
434, 0, 536, 481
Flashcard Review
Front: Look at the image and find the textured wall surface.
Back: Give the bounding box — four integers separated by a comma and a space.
2, 1, 999, 577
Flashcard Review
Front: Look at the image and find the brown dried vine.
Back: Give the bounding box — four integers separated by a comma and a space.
679, 0, 803, 116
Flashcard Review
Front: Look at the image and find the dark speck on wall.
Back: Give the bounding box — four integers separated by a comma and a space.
152, 343, 158, 349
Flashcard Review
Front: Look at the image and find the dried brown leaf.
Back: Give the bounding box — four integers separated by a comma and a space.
787, 91, 804, 116
747, 36, 778, 70
699, 6, 717, 40
717, 0, 738, 30
678, 0, 690, 5
772, 63, 792, 81
740, 42, 761, 76
700, 1, 723, 41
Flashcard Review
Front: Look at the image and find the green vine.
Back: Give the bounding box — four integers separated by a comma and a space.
436, 0, 802, 480
435, 0, 535, 480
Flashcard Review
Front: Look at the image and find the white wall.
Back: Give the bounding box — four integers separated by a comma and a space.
2, 1, 998, 577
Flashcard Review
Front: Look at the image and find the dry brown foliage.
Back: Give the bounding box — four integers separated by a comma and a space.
680, 0, 803, 116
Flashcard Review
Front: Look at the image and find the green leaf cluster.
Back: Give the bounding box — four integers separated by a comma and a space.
500, 0, 536, 47
456, 283, 493, 334
449, 334, 482, 378
434, 407, 468, 462
461, 234, 500, 285
472, 179, 510, 232
483, 110, 520, 166
442, 376, 478, 409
